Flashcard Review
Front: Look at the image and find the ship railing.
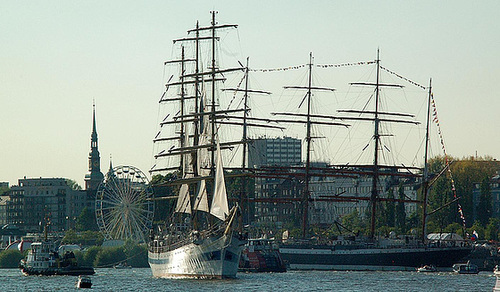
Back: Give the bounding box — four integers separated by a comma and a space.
149, 221, 229, 253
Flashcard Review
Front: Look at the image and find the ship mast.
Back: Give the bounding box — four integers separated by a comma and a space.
421, 78, 432, 242
275, 52, 349, 239
370, 50, 381, 239
303, 52, 313, 239
343, 49, 419, 239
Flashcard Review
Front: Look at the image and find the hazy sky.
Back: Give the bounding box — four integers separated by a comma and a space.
1, 1, 499, 188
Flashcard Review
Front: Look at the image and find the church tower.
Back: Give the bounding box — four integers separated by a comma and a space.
84, 103, 104, 191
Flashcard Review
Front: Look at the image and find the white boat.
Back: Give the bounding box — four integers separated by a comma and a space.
452, 261, 479, 274
417, 265, 437, 273
147, 11, 246, 279
113, 262, 132, 269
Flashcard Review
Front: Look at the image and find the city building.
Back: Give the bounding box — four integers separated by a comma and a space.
309, 171, 419, 226
6, 178, 87, 232
249, 136, 303, 229
472, 173, 500, 221
0, 195, 10, 226
248, 136, 302, 168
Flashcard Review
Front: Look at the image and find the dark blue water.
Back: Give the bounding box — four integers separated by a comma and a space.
0, 268, 495, 291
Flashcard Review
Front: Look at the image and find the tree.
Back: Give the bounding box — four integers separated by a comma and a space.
384, 188, 395, 227
468, 220, 485, 240
76, 207, 98, 231
123, 240, 148, 267
426, 156, 498, 230
342, 210, 367, 235
476, 177, 492, 226
62, 229, 79, 244
65, 179, 82, 190
151, 173, 177, 224
395, 183, 406, 233
0, 186, 9, 196
485, 218, 500, 241
94, 247, 126, 267
0, 250, 25, 268
83, 246, 101, 267
62, 230, 104, 246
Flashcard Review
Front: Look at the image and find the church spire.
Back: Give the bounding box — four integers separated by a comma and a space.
85, 101, 104, 191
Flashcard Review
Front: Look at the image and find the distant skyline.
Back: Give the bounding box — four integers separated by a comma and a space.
1, 1, 499, 187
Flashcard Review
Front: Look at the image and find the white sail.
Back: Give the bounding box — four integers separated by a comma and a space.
193, 179, 209, 212
210, 142, 229, 221
175, 183, 191, 214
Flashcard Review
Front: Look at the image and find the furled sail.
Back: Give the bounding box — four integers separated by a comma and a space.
210, 141, 229, 221
175, 183, 191, 214
175, 127, 193, 214
193, 95, 210, 212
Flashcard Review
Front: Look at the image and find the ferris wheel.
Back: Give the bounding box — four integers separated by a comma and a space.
95, 165, 154, 243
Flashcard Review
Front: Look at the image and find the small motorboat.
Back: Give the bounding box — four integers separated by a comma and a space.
76, 276, 92, 289
452, 261, 479, 274
417, 265, 437, 273
113, 262, 132, 269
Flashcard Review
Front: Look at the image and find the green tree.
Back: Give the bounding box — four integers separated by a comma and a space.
342, 210, 367, 235
123, 241, 148, 267
485, 218, 500, 241
65, 179, 82, 190
83, 246, 101, 267
468, 220, 485, 240
62, 229, 79, 244
0, 185, 9, 196
426, 156, 497, 230
395, 183, 406, 233
0, 250, 25, 268
94, 247, 126, 267
151, 173, 177, 224
477, 177, 492, 226
385, 188, 395, 227
76, 207, 98, 231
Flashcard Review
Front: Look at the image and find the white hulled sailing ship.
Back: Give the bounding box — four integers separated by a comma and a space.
147, 12, 246, 279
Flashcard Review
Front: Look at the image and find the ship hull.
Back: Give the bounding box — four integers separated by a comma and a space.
280, 245, 471, 271
148, 233, 245, 279
21, 266, 95, 276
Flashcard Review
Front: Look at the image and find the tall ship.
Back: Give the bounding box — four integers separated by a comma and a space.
147, 12, 248, 279
273, 51, 472, 271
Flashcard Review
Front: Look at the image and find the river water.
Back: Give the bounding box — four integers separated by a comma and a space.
0, 268, 496, 291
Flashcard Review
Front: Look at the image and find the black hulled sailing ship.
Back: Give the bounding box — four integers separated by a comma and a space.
277, 51, 472, 271
147, 12, 247, 279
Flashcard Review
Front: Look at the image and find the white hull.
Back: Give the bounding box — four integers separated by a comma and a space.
149, 233, 244, 279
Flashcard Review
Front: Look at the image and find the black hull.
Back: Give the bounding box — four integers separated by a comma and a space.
280, 245, 472, 271
21, 266, 95, 276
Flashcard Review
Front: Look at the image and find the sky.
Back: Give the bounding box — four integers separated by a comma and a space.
1, 1, 499, 188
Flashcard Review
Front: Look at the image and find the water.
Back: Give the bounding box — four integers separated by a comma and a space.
0, 268, 495, 291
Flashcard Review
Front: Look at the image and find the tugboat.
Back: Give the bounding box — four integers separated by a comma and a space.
19, 225, 94, 276
239, 238, 287, 273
